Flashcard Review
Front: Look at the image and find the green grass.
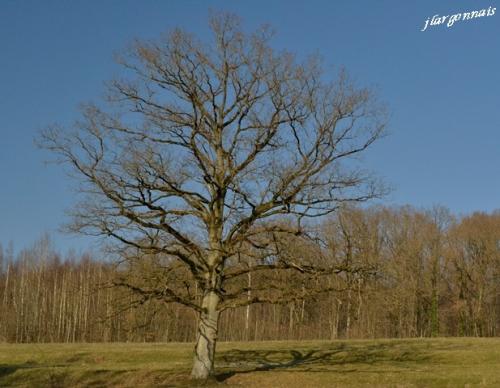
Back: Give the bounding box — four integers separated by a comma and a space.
0, 338, 499, 387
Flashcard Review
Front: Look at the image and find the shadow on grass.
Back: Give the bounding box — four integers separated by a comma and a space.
0, 362, 186, 388
0, 360, 43, 379
0, 355, 89, 381
0, 364, 66, 388
0, 364, 18, 379
0, 362, 127, 388
216, 342, 433, 382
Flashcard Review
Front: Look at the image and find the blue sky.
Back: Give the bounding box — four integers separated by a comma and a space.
1, 0, 499, 254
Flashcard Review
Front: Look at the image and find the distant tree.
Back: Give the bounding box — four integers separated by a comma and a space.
40, 13, 386, 379
447, 212, 500, 336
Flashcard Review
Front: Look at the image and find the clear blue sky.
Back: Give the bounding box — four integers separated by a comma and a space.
1, 0, 500, 254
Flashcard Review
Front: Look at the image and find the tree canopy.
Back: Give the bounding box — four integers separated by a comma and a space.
40, 13, 387, 379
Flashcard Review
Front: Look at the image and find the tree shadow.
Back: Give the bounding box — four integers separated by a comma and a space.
0, 353, 94, 381
0, 364, 18, 379
216, 342, 433, 382
0, 360, 125, 388
0, 359, 42, 379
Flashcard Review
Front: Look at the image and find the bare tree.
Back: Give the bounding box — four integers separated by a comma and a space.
39, 13, 386, 379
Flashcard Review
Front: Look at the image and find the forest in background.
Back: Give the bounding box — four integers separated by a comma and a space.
0, 205, 499, 343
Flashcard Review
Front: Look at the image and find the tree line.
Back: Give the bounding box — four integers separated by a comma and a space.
1, 205, 498, 343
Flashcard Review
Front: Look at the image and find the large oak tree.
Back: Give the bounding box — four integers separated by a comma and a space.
40, 13, 386, 379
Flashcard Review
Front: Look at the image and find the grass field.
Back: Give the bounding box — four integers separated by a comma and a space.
0, 338, 499, 387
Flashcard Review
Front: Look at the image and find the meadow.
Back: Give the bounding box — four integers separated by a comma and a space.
0, 338, 499, 387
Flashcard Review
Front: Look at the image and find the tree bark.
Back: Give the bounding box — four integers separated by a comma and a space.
191, 290, 220, 380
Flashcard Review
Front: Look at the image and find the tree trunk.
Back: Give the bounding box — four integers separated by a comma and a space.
191, 290, 220, 380
245, 272, 251, 341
